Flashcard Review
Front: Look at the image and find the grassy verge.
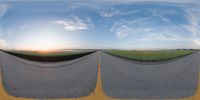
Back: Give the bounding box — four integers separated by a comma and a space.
3, 50, 95, 62
105, 50, 196, 62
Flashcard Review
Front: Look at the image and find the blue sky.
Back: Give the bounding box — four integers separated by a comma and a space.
0, 0, 200, 50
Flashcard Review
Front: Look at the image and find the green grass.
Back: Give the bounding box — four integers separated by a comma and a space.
6, 50, 90, 57
106, 50, 196, 62
3, 50, 95, 62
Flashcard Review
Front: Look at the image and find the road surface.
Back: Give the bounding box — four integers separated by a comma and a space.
0, 51, 98, 98
0, 51, 199, 99
101, 51, 200, 99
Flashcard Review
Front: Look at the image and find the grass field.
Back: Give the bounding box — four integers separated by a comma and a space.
106, 50, 196, 62
3, 50, 95, 62
6, 50, 89, 57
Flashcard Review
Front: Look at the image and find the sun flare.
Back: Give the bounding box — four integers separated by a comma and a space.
16, 30, 69, 51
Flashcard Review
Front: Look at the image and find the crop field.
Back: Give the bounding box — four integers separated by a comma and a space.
6, 50, 90, 57
3, 50, 95, 62
106, 50, 196, 62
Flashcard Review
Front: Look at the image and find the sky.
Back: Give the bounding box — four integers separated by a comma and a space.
0, 0, 200, 50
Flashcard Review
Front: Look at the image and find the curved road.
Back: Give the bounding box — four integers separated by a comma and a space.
0, 51, 98, 98
101, 51, 200, 99
0, 51, 200, 99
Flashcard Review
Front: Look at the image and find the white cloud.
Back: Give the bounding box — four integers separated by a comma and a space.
110, 25, 131, 38
99, 9, 140, 18
99, 10, 120, 18
180, 6, 200, 47
0, 3, 9, 45
20, 24, 28, 29
150, 9, 177, 16
143, 28, 155, 32
141, 33, 186, 41
110, 17, 192, 49
111, 25, 156, 39
104, 0, 199, 4
53, 16, 93, 31
192, 38, 200, 46
7, 30, 13, 36
72, 0, 199, 6
148, 8, 178, 24
120, 10, 140, 16
0, 39, 7, 49
110, 18, 153, 39
0, 3, 9, 19
145, 5, 200, 48
182, 8, 200, 36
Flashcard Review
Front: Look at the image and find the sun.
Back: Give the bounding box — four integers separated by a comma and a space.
17, 32, 67, 51
15, 22, 79, 51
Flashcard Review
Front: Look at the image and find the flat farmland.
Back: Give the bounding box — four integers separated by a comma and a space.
105, 50, 196, 62
3, 50, 95, 62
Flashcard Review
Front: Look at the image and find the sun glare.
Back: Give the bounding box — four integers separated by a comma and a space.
17, 30, 68, 51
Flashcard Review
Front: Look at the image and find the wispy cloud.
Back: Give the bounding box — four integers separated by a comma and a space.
100, 9, 120, 18
192, 37, 200, 45
110, 25, 131, 38
53, 16, 93, 31
110, 18, 153, 39
180, 6, 200, 47
101, 0, 199, 4
20, 24, 28, 30
182, 8, 200, 36
0, 3, 9, 49
0, 38, 7, 49
111, 25, 156, 39
99, 9, 140, 18
148, 8, 178, 23
0, 3, 9, 19
64, 0, 199, 6
141, 33, 186, 41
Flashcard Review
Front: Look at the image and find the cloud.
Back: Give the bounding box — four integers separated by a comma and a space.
62, 0, 199, 6
7, 30, 13, 36
182, 8, 200, 36
190, 36, 200, 48
100, 10, 120, 18
108, 4, 186, 39
20, 24, 28, 29
53, 16, 93, 31
111, 25, 156, 39
146, 5, 200, 48
120, 10, 140, 16
110, 18, 154, 38
192, 38, 200, 46
150, 8, 178, 16
147, 7, 181, 24
0, 3, 9, 46
0, 39, 7, 49
103, 0, 199, 4
180, 6, 200, 47
110, 25, 131, 38
99, 9, 140, 18
141, 33, 186, 41
110, 16, 191, 48
0, 3, 9, 19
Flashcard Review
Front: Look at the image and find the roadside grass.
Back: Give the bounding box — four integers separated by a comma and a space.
105, 50, 196, 62
3, 50, 95, 62
6, 50, 89, 57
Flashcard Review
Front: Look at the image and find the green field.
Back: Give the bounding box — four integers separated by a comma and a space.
3, 50, 95, 62
106, 50, 196, 62
6, 50, 91, 57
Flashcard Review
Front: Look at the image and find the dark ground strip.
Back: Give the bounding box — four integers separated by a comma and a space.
2, 50, 96, 62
